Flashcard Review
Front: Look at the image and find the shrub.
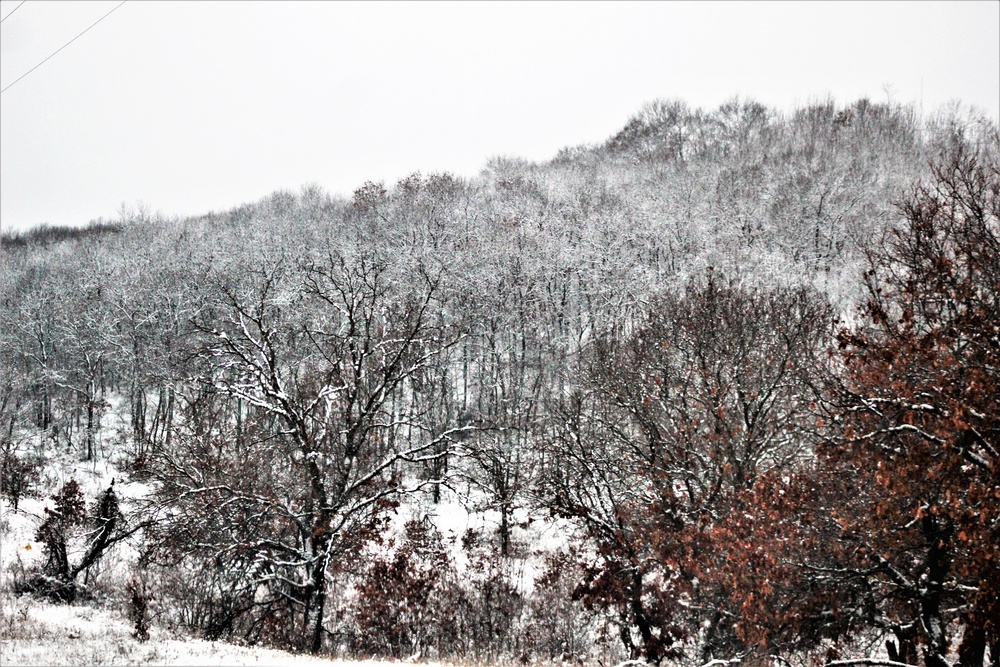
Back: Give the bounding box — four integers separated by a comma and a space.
0, 450, 41, 511
350, 517, 461, 658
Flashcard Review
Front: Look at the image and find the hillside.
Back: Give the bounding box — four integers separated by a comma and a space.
1, 97, 998, 666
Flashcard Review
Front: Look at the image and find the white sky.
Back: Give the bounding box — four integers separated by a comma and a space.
1, 1, 998, 233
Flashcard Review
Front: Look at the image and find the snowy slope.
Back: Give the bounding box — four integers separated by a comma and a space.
1, 595, 444, 666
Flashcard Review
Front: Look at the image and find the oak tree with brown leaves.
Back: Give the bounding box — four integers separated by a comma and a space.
727, 138, 999, 666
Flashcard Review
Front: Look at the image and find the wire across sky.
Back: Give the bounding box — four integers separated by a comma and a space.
0, 0, 127, 95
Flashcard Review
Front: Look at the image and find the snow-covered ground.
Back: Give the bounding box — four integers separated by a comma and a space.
0, 446, 139, 581
1, 490, 560, 666
1, 595, 439, 666
0, 403, 580, 666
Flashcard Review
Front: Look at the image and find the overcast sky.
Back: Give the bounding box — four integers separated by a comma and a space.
1, 1, 998, 233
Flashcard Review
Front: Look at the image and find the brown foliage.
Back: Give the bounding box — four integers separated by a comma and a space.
726, 139, 1000, 665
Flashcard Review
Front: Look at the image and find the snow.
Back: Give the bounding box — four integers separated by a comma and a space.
2, 496, 48, 574
388, 482, 578, 597
0, 404, 580, 666
0, 446, 148, 583
1, 596, 443, 666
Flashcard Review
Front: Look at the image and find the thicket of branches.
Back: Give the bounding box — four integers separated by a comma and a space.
1, 98, 997, 665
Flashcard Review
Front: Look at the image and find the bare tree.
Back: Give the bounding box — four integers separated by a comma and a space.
146, 249, 472, 652
540, 273, 832, 664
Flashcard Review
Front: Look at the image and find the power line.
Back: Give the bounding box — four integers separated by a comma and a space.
1, 0, 127, 95
1, 1, 27, 24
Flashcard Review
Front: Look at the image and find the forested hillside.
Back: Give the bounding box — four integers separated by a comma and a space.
2, 97, 998, 666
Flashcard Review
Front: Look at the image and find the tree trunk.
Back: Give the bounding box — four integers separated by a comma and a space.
131, 381, 146, 450
304, 585, 326, 654
887, 632, 919, 664
40, 535, 76, 602
35, 383, 52, 431
623, 568, 660, 664
499, 500, 510, 557
698, 608, 721, 664
920, 515, 954, 667
71, 485, 120, 580
957, 621, 987, 667
303, 530, 329, 654
163, 385, 174, 448
86, 385, 95, 462
6, 400, 17, 442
